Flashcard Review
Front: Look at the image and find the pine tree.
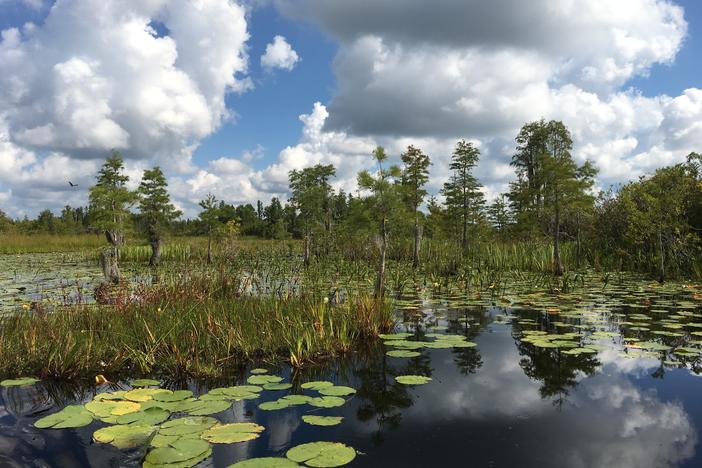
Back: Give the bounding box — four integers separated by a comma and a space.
137, 167, 181, 266
400, 145, 430, 268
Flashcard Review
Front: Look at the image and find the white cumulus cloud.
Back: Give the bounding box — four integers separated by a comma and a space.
260, 35, 300, 71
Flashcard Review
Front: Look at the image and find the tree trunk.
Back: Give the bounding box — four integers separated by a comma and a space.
576, 217, 582, 270
658, 228, 665, 283
461, 215, 468, 250
149, 238, 162, 267
303, 232, 311, 267
553, 203, 563, 276
412, 215, 422, 269
100, 249, 120, 284
207, 234, 212, 265
375, 217, 387, 299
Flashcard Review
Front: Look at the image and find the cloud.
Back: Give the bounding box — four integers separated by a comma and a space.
0, 0, 250, 167
260, 35, 300, 71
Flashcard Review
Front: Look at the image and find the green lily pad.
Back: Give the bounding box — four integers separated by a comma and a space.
144, 438, 211, 466
386, 350, 421, 358
35, 405, 93, 429
183, 399, 231, 416
318, 386, 356, 397
302, 416, 343, 427
154, 390, 193, 402
263, 383, 293, 391
308, 396, 346, 408
247, 375, 284, 385
158, 416, 217, 436
132, 378, 161, 387
201, 423, 265, 443
395, 375, 432, 385
281, 395, 314, 406
94, 423, 156, 449
300, 381, 334, 391
85, 400, 141, 418
1, 377, 39, 387
116, 407, 170, 425
258, 400, 291, 411
250, 368, 269, 374
125, 388, 169, 402
286, 442, 356, 467
229, 458, 300, 467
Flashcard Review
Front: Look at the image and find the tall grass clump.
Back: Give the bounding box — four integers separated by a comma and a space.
0, 277, 393, 380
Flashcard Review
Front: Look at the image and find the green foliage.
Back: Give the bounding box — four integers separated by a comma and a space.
137, 167, 181, 242
88, 151, 136, 246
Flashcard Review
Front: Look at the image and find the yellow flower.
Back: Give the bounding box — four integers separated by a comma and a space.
21, 304, 29, 310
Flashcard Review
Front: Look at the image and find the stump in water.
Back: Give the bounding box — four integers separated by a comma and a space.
100, 249, 121, 284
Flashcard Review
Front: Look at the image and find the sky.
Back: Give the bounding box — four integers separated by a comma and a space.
0, 0, 700, 218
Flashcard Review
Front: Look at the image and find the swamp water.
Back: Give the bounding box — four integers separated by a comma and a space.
2, 281, 702, 467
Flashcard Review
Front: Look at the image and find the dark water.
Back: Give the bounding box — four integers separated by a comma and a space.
2, 301, 702, 468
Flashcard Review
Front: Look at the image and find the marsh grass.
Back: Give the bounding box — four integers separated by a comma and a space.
0, 275, 393, 379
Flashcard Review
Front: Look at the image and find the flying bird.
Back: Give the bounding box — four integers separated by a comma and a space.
68, 181, 78, 187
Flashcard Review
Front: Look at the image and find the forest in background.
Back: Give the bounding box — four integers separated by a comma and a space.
1, 118, 701, 281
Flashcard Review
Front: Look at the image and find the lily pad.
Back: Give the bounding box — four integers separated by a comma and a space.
144, 438, 211, 466
158, 416, 217, 436
85, 400, 141, 418
301, 416, 343, 427
125, 388, 169, 402
247, 375, 284, 385
229, 458, 300, 467
263, 383, 293, 391
250, 368, 269, 374
201, 422, 265, 443
35, 405, 93, 429
154, 390, 194, 402
94, 423, 156, 449
386, 350, 421, 358
183, 399, 231, 416
132, 378, 161, 387
395, 375, 432, 385
286, 441, 356, 467
308, 396, 346, 408
1, 377, 38, 387
258, 400, 291, 411
318, 386, 356, 397
300, 381, 334, 391
116, 407, 170, 425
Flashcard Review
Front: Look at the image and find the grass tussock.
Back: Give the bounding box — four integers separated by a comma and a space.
0, 283, 393, 380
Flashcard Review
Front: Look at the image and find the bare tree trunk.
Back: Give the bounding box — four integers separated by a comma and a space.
461, 214, 468, 250
207, 234, 212, 265
303, 232, 311, 267
149, 238, 162, 267
554, 202, 563, 276
375, 217, 387, 299
658, 228, 665, 283
412, 218, 422, 269
100, 249, 120, 284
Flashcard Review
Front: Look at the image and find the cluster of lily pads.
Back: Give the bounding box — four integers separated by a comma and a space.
27, 371, 359, 467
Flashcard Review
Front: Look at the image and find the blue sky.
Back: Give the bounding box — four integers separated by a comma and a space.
0, 0, 700, 217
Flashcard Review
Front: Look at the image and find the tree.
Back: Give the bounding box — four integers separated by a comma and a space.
442, 140, 485, 249
289, 164, 336, 265
198, 194, 224, 264
89, 152, 136, 282
400, 145, 430, 268
137, 167, 181, 266
358, 146, 401, 298
487, 194, 512, 236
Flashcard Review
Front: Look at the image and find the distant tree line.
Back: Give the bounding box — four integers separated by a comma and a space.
1, 120, 701, 283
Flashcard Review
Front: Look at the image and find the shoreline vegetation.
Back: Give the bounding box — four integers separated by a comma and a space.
0, 269, 393, 380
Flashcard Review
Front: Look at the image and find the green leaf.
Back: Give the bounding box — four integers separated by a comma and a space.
125, 388, 170, 402
144, 438, 211, 466
301, 416, 343, 427
386, 350, 421, 358
250, 368, 269, 374
308, 396, 346, 408
1, 377, 38, 387
263, 383, 293, 391
201, 423, 265, 444
228, 458, 300, 468
116, 407, 170, 425
132, 378, 161, 387
317, 386, 356, 397
153, 390, 193, 402
183, 399, 231, 416
93, 423, 156, 449
35, 405, 93, 429
158, 417, 217, 436
300, 381, 333, 391
85, 400, 141, 418
258, 400, 291, 411
395, 375, 432, 385
247, 375, 283, 385
286, 442, 356, 467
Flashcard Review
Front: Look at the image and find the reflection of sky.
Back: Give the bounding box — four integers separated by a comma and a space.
2, 312, 702, 467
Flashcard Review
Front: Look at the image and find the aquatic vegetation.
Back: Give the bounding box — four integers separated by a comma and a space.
0, 377, 38, 387
395, 375, 432, 385
229, 458, 301, 467
286, 442, 356, 467
201, 423, 265, 443
302, 415, 344, 427
34, 405, 93, 429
